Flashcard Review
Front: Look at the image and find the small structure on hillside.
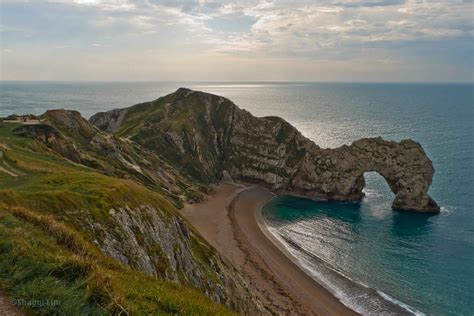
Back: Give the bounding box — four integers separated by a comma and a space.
3, 114, 41, 125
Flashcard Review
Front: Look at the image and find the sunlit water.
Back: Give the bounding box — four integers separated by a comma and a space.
1, 81, 473, 315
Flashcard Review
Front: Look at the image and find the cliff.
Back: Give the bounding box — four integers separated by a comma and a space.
91, 88, 439, 213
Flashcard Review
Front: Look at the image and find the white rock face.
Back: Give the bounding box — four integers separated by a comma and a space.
89, 108, 128, 133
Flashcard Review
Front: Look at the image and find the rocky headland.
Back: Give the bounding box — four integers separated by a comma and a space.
91, 87, 439, 213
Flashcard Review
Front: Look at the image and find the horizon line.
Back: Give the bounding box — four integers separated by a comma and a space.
1, 80, 473, 85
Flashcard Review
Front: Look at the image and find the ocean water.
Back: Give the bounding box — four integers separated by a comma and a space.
1, 81, 473, 315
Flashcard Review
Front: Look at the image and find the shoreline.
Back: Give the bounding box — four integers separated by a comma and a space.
182, 183, 358, 315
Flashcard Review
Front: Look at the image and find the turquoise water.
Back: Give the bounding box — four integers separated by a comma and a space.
1, 82, 473, 315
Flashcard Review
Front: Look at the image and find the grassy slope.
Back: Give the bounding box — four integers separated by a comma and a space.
43, 110, 206, 208
110, 90, 227, 183
0, 122, 234, 315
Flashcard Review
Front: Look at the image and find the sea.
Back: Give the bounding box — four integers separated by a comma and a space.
1, 81, 473, 315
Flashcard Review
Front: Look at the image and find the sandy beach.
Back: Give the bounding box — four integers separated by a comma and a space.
182, 183, 358, 315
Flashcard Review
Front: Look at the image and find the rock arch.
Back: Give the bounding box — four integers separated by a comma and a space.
223, 105, 439, 213
285, 137, 440, 213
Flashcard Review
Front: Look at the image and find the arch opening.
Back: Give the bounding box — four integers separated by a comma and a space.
361, 172, 395, 215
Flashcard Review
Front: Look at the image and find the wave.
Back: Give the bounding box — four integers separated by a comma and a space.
363, 188, 384, 198
377, 291, 426, 316
266, 225, 423, 316
440, 206, 455, 214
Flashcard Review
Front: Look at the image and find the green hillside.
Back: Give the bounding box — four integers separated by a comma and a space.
0, 121, 238, 315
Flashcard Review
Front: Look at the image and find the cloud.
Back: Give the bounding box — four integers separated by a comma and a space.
1, 0, 472, 82
13, 0, 469, 57
64, 0, 136, 11
333, 0, 406, 8
201, 0, 473, 60
91, 15, 159, 34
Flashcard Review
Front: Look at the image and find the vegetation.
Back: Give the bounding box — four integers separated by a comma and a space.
0, 122, 235, 315
0, 210, 233, 315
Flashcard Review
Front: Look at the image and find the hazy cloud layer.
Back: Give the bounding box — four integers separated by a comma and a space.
1, 0, 472, 81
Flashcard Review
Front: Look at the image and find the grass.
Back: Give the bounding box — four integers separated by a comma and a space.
0, 122, 236, 315
0, 211, 234, 315
0, 123, 177, 218
40, 109, 204, 209
113, 92, 229, 183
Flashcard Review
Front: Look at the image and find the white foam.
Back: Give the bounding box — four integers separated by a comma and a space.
363, 188, 384, 198
265, 223, 424, 316
440, 206, 454, 214
377, 290, 425, 316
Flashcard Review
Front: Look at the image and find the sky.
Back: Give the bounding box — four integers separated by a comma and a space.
0, 0, 473, 82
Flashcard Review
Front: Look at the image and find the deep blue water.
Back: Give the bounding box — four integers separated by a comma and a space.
1, 81, 473, 315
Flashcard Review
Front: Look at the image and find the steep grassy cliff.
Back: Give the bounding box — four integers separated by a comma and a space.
0, 120, 258, 315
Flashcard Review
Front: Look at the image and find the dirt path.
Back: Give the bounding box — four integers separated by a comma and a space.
0, 291, 25, 316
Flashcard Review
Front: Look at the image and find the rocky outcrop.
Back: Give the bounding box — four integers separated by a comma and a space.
89, 108, 128, 133
91, 88, 439, 212
13, 123, 83, 163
